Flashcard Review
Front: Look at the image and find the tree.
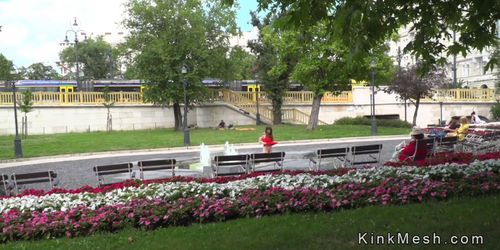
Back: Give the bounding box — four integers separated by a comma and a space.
25, 63, 60, 80
59, 37, 120, 80
102, 86, 115, 132
271, 19, 394, 130
0, 53, 14, 80
18, 90, 34, 138
248, 12, 297, 125
227, 0, 500, 73
122, 0, 238, 130
227, 46, 255, 81
387, 64, 449, 126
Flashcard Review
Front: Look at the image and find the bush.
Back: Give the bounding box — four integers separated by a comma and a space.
491, 101, 500, 121
334, 116, 412, 128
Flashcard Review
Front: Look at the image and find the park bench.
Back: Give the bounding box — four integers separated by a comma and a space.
212, 154, 250, 177
350, 144, 383, 167
309, 147, 349, 170
400, 138, 435, 162
137, 159, 176, 180
11, 171, 58, 195
435, 136, 458, 153
1, 174, 9, 196
93, 163, 133, 186
250, 152, 285, 173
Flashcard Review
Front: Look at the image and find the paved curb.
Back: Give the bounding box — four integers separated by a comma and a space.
0, 135, 406, 168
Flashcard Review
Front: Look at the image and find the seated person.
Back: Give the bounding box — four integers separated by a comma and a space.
450, 116, 469, 141
391, 127, 427, 162
217, 120, 226, 129
444, 116, 460, 132
470, 111, 485, 124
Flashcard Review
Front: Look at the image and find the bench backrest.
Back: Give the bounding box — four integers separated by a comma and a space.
138, 159, 176, 171
439, 136, 458, 147
1, 174, 9, 195
351, 144, 383, 166
317, 147, 349, 159
138, 159, 176, 179
213, 154, 249, 166
250, 152, 285, 164
93, 163, 133, 186
11, 171, 57, 194
212, 154, 250, 177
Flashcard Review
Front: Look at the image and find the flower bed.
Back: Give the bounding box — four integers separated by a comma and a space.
1, 172, 498, 242
1, 152, 499, 242
384, 151, 500, 167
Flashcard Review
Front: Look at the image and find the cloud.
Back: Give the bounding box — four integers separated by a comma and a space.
0, 0, 127, 68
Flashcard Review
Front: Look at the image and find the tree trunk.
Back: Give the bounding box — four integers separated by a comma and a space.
412, 97, 420, 126
307, 93, 323, 130
272, 98, 282, 125
173, 102, 182, 131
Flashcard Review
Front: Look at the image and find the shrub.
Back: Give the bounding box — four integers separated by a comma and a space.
334, 116, 412, 128
490, 101, 500, 121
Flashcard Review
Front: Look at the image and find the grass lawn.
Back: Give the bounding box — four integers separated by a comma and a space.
0, 124, 409, 160
4, 194, 499, 249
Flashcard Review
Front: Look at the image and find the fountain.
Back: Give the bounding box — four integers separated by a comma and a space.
190, 143, 211, 171
224, 141, 238, 155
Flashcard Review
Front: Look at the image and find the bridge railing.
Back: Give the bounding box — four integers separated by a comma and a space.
0, 92, 143, 105
422, 89, 497, 102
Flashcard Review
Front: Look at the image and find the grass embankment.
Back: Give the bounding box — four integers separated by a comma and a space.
5, 195, 499, 249
0, 125, 409, 160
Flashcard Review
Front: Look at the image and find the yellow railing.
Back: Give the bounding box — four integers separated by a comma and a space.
282, 91, 352, 103
422, 89, 497, 102
282, 108, 328, 125
0, 92, 143, 105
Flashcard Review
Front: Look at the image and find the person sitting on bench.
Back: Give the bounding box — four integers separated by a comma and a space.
450, 116, 469, 141
391, 127, 427, 162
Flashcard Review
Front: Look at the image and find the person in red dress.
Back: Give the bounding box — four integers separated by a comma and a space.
391, 127, 427, 162
259, 127, 277, 153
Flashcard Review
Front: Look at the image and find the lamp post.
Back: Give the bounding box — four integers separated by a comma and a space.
181, 65, 191, 147
255, 82, 261, 125
62, 17, 85, 91
11, 68, 23, 158
370, 58, 378, 136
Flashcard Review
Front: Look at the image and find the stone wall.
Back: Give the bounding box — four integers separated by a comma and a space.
0, 87, 495, 135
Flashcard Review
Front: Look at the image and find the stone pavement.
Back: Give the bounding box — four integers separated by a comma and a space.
0, 135, 406, 190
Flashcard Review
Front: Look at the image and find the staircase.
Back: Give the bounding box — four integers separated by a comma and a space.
220, 90, 328, 125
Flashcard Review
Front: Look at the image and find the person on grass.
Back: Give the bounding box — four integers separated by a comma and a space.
391, 127, 427, 162
259, 126, 277, 153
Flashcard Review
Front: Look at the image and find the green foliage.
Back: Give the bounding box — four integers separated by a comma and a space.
0, 53, 14, 80
334, 116, 412, 128
227, 46, 256, 80
248, 12, 297, 124
18, 90, 34, 114
25, 63, 60, 80
60, 37, 119, 80
491, 102, 500, 121
246, 0, 500, 74
102, 86, 115, 108
122, 0, 238, 106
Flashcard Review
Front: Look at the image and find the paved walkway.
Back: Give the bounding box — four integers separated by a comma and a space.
0, 135, 406, 190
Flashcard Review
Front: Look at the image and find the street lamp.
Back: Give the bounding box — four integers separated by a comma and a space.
62, 17, 86, 91
10, 68, 23, 158
181, 64, 191, 147
255, 82, 261, 125
370, 58, 378, 136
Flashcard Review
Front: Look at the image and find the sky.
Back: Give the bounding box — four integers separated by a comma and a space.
0, 0, 259, 69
